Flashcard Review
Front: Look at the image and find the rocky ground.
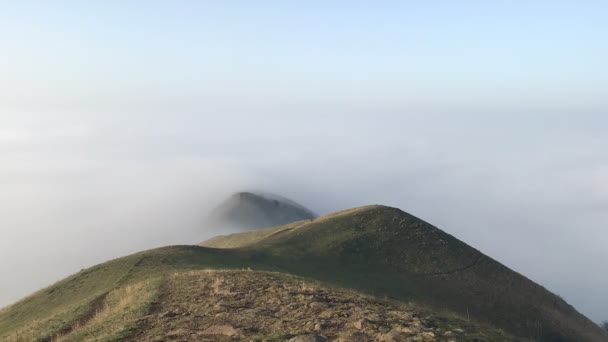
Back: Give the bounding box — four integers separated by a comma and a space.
127, 270, 514, 342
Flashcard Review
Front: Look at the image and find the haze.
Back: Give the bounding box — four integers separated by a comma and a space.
1, 2, 607, 323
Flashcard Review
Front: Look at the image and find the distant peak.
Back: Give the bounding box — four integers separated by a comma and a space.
206, 191, 317, 231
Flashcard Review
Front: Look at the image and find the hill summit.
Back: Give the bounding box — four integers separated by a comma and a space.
1, 205, 606, 341
202, 205, 607, 342
205, 192, 316, 232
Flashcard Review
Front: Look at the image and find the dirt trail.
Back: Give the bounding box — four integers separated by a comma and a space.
127, 270, 513, 341
39, 292, 108, 342
39, 255, 148, 342
123, 277, 170, 341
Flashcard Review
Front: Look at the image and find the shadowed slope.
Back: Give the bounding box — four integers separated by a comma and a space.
205, 192, 316, 232
202, 205, 607, 342
2, 205, 606, 341
0, 247, 515, 341
0, 246, 254, 341
0, 265, 518, 341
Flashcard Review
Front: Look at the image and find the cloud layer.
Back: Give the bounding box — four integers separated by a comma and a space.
1, 109, 606, 322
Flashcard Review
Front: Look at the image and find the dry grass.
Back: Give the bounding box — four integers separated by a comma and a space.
54, 278, 160, 342
200, 221, 306, 248
200, 206, 380, 249
3, 204, 605, 341
131, 269, 517, 341
0, 253, 144, 341
211, 276, 229, 295
1, 305, 87, 342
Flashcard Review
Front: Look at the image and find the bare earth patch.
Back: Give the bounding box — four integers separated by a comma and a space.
127, 270, 514, 341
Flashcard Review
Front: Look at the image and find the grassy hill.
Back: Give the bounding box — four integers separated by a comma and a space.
205, 192, 317, 232
1, 205, 606, 341
0, 247, 250, 341
0, 248, 515, 341
201, 205, 607, 342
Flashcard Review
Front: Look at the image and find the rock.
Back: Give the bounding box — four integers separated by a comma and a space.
394, 325, 416, 334
137, 314, 155, 321
200, 324, 239, 336
366, 313, 381, 322
309, 302, 328, 310
453, 328, 464, 333
337, 331, 369, 342
288, 335, 327, 342
318, 309, 334, 319
165, 328, 187, 337
389, 310, 411, 319
375, 332, 403, 342
410, 319, 422, 327
158, 310, 178, 318
422, 331, 435, 340
353, 318, 370, 330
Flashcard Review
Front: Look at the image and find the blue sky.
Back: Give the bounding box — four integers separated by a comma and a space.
1, 1, 607, 323
2, 1, 607, 112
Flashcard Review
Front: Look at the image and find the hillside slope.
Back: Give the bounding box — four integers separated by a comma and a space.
2, 205, 606, 341
205, 192, 316, 232
201, 205, 607, 342
0, 249, 515, 341
130, 270, 516, 341
0, 246, 248, 341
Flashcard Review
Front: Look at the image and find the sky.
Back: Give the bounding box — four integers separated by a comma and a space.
0, 1, 607, 322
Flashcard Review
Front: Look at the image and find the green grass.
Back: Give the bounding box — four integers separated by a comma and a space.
55, 278, 161, 342
203, 205, 607, 342
1, 205, 607, 342
201, 220, 309, 248
0, 254, 140, 341
0, 246, 261, 341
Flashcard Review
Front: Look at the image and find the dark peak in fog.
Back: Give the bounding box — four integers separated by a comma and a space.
206, 191, 317, 232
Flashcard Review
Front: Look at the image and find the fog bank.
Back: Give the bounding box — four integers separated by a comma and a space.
1, 109, 606, 323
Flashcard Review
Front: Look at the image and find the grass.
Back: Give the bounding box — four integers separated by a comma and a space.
201, 220, 308, 248
55, 278, 161, 342
128, 269, 518, 341
0, 246, 258, 341
0, 255, 141, 341
202, 205, 608, 342
1, 205, 607, 341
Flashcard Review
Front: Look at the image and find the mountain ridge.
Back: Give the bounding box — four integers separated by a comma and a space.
1, 205, 605, 341
202, 205, 606, 342
205, 191, 317, 232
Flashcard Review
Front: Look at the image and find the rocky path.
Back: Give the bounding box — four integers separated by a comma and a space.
128, 270, 513, 341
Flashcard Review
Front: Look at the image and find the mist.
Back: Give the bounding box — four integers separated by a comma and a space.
1, 0, 607, 326
1, 108, 607, 323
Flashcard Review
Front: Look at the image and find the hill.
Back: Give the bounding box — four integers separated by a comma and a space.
205, 192, 316, 232
201, 205, 607, 342
1, 205, 606, 341
0, 248, 515, 341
